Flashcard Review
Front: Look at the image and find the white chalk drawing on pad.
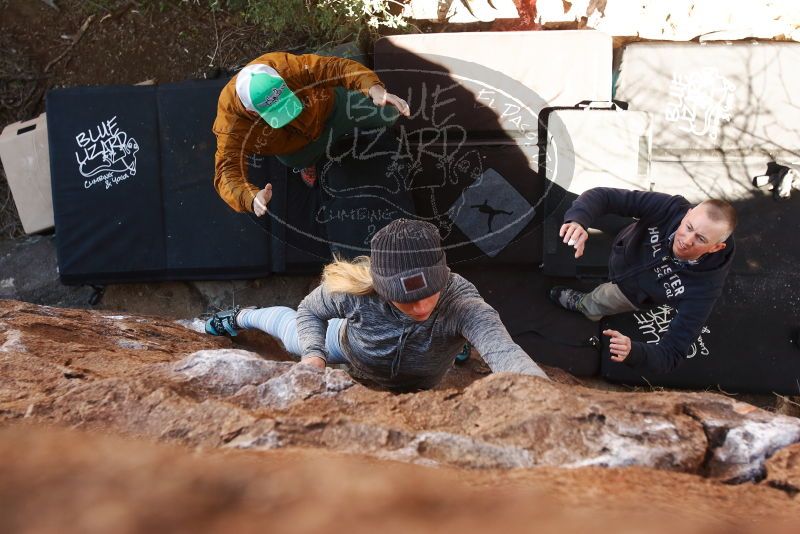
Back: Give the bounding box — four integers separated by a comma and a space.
74, 116, 139, 190
664, 68, 736, 140
632, 304, 711, 359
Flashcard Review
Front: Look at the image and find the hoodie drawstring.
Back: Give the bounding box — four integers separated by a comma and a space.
389, 309, 441, 379
391, 325, 410, 379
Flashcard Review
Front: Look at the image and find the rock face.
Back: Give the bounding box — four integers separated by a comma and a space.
2, 299, 799, 486
1, 424, 799, 534
766, 443, 800, 495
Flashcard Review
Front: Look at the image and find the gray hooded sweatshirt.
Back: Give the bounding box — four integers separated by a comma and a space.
296, 273, 549, 391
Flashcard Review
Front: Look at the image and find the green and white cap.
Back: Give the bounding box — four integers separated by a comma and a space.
235, 64, 304, 128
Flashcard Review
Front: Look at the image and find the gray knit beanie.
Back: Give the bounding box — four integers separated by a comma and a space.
370, 219, 450, 303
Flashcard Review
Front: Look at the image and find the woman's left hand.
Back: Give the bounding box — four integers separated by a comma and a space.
368, 85, 411, 117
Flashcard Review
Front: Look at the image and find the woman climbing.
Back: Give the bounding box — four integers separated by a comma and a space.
206, 219, 549, 391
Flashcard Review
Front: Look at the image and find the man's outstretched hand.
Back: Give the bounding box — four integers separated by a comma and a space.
603, 329, 631, 363
559, 221, 589, 258
252, 184, 272, 217
369, 84, 411, 117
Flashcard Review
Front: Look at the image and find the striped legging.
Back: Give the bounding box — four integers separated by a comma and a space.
237, 307, 347, 364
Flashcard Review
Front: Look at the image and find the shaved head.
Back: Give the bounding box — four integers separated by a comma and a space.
696, 199, 737, 241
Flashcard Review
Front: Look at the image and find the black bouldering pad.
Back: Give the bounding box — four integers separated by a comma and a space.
48, 85, 166, 284
600, 273, 800, 394
461, 267, 601, 376
158, 79, 272, 278
47, 80, 274, 284
319, 134, 416, 259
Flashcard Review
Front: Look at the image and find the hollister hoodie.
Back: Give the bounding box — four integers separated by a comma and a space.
564, 188, 735, 374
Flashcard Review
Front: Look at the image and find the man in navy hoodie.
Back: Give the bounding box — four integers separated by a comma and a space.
550, 187, 737, 374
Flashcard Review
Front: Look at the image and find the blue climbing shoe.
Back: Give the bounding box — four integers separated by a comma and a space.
205, 306, 242, 337
455, 343, 471, 363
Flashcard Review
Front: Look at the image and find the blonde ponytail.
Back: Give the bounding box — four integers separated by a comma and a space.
322, 256, 375, 296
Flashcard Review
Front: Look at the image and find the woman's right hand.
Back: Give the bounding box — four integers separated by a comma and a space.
559, 221, 588, 259
299, 355, 326, 370
253, 184, 272, 217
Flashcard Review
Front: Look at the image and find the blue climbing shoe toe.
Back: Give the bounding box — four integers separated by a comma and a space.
205, 306, 241, 337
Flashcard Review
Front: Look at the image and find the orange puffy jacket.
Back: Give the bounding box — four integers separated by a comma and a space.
213, 52, 383, 213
